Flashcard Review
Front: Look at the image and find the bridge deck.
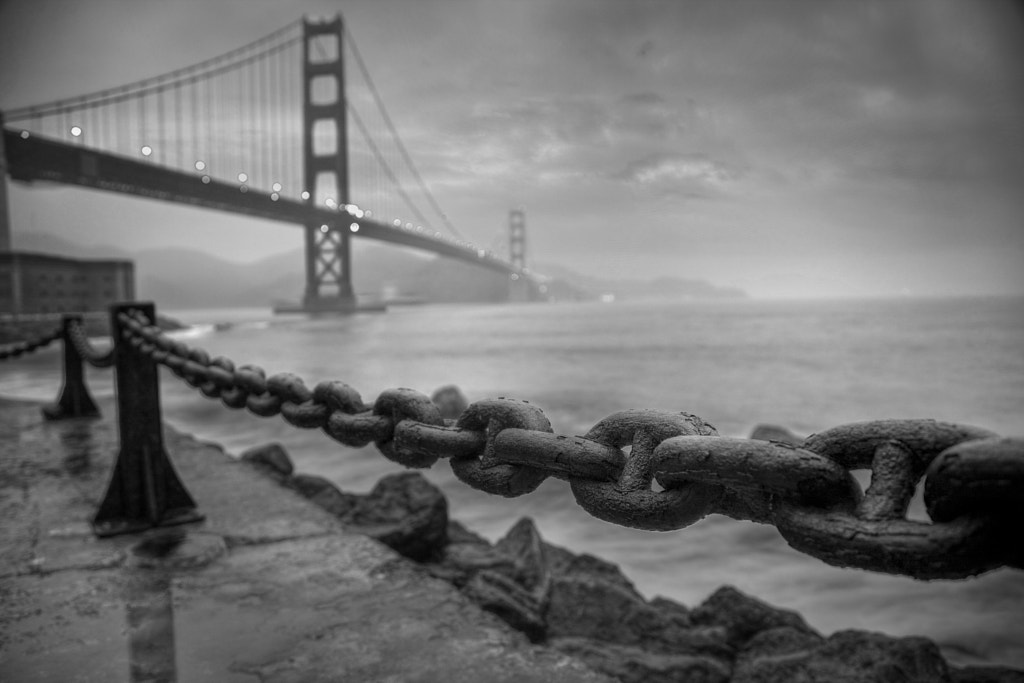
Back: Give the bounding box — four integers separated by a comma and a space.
3, 129, 516, 276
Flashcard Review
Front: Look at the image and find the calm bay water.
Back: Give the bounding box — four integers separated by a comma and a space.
3, 296, 1023, 666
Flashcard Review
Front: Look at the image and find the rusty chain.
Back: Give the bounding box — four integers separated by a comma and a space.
117, 308, 1023, 580
65, 320, 116, 368
0, 327, 62, 361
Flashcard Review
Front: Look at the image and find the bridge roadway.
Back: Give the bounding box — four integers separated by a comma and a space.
3, 129, 519, 277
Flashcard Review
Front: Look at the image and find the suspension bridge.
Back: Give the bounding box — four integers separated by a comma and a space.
0, 15, 536, 312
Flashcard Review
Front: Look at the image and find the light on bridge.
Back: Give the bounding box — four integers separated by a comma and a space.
350, 223, 360, 233
325, 197, 337, 209
393, 219, 401, 227
301, 191, 311, 200
271, 192, 280, 201
20, 131, 30, 139
237, 172, 248, 183
320, 224, 330, 233
272, 182, 282, 192
140, 145, 153, 157
405, 222, 413, 230
364, 210, 373, 217
510, 273, 520, 281
477, 249, 486, 258
70, 126, 82, 137
195, 160, 206, 171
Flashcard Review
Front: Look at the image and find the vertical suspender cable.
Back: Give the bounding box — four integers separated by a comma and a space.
206, 73, 214, 174
157, 87, 165, 165
138, 95, 146, 155
174, 82, 183, 169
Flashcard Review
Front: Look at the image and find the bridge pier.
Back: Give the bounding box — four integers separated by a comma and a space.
0, 112, 12, 252
301, 221, 357, 312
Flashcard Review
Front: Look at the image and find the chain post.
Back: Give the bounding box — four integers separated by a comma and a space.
92, 302, 204, 537
42, 315, 101, 421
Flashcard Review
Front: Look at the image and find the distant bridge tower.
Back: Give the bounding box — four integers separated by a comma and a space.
508, 209, 529, 302
301, 15, 353, 312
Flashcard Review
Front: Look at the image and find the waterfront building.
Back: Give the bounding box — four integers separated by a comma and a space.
0, 251, 134, 315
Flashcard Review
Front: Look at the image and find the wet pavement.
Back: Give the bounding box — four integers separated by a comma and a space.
0, 397, 611, 682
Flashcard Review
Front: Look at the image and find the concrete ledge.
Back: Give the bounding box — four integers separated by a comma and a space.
0, 398, 611, 682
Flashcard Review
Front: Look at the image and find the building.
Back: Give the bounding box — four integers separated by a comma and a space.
0, 251, 134, 315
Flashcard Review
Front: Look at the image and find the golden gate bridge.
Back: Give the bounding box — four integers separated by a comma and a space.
0, 14, 537, 311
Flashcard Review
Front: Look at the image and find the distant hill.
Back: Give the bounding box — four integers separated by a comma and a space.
533, 262, 747, 301
12, 230, 746, 308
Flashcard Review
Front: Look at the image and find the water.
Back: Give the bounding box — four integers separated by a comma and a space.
4, 296, 1023, 667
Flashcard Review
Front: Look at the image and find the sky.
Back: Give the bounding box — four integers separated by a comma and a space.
1, 0, 1022, 299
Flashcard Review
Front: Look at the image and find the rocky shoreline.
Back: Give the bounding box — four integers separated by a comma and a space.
239, 440, 1022, 683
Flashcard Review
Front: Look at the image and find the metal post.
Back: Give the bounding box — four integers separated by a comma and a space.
92, 302, 203, 537
42, 315, 101, 420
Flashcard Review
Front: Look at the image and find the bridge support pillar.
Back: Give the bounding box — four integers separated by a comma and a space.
298, 15, 357, 313
0, 113, 12, 253
508, 209, 529, 303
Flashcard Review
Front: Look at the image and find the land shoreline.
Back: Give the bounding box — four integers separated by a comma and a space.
1, 395, 1020, 682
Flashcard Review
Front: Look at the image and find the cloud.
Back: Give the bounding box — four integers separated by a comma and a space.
613, 153, 740, 198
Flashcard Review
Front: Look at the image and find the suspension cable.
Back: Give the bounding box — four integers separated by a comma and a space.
343, 26, 467, 241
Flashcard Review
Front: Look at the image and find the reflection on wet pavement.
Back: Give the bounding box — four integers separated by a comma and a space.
126, 570, 177, 683
60, 422, 96, 476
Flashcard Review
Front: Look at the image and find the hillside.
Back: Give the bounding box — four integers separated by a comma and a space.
12, 231, 746, 308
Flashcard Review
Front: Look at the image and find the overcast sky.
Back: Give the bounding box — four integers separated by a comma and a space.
1, 0, 1022, 298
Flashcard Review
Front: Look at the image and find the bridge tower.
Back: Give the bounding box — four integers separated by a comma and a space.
0, 112, 12, 252
508, 209, 529, 302
301, 15, 354, 312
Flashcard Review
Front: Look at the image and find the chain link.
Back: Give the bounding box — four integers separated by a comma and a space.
66, 320, 116, 368
116, 309, 1023, 579
0, 327, 62, 361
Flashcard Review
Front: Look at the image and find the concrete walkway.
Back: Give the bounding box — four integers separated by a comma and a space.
0, 397, 611, 682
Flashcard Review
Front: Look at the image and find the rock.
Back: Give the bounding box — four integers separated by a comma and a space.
239, 442, 294, 477
494, 518, 549, 596
650, 596, 693, 629
952, 666, 1024, 683
437, 518, 551, 634
431, 384, 469, 420
463, 570, 546, 642
546, 544, 644, 598
429, 541, 514, 587
543, 552, 733, 657
733, 629, 953, 683
545, 571, 666, 646
447, 520, 491, 546
287, 473, 359, 517
550, 637, 732, 683
749, 424, 804, 446
341, 472, 448, 562
691, 585, 817, 649
741, 625, 824, 658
